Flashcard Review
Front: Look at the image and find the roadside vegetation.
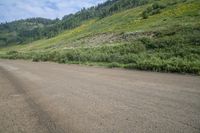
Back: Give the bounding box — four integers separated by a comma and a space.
1, 25, 200, 74
0, 0, 200, 75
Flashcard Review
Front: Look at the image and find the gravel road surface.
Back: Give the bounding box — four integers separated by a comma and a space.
0, 59, 200, 133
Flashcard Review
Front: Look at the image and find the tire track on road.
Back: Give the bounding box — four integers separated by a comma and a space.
0, 66, 65, 133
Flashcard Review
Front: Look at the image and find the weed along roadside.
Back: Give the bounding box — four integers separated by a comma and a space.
1, 26, 200, 75
0, 0, 200, 75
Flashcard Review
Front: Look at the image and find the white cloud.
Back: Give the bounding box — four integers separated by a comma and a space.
0, 0, 106, 23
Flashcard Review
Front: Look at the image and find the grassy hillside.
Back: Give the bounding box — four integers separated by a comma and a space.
0, 0, 200, 74
0, 0, 149, 46
0, 18, 58, 46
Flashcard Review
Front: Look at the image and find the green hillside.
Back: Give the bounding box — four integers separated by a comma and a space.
0, 0, 149, 46
0, 0, 200, 74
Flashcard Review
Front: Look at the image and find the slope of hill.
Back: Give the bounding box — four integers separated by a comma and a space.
0, 0, 200, 74
0, 18, 59, 45
0, 0, 149, 46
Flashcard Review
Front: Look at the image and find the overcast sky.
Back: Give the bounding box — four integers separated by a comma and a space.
0, 0, 106, 23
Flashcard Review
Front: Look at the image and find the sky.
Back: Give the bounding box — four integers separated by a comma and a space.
0, 0, 106, 23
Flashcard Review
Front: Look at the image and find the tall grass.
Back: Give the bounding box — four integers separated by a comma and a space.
1, 25, 200, 75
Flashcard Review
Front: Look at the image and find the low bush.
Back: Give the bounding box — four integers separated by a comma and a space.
107, 62, 121, 68
1, 25, 200, 75
142, 2, 167, 19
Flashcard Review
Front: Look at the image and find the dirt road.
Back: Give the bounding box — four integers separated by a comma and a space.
0, 59, 199, 133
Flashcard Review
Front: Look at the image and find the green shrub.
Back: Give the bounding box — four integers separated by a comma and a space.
1, 25, 200, 75
108, 62, 121, 68
142, 2, 167, 19
152, 2, 166, 10
142, 11, 149, 19
151, 8, 161, 15
6, 50, 18, 55
32, 56, 40, 62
